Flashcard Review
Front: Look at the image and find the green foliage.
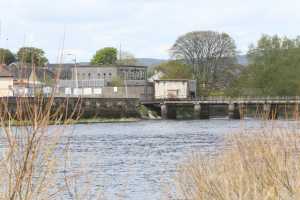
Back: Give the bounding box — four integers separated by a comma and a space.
138, 105, 149, 118
0, 48, 16, 65
171, 31, 237, 90
17, 47, 48, 66
91, 47, 117, 65
110, 76, 124, 87
156, 60, 193, 79
228, 35, 300, 96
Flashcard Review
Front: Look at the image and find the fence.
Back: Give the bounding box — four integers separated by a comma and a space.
11, 85, 154, 100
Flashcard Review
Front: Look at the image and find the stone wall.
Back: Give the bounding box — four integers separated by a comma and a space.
1, 97, 141, 120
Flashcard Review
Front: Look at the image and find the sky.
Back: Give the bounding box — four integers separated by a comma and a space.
1, 0, 300, 63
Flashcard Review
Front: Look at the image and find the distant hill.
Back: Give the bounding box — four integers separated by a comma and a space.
136, 58, 167, 67
137, 56, 248, 68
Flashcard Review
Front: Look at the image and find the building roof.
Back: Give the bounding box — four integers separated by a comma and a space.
154, 79, 193, 82
8, 63, 55, 82
48, 63, 148, 69
0, 65, 13, 77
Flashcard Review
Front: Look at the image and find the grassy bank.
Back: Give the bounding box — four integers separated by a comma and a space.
71, 117, 141, 124
175, 126, 300, 200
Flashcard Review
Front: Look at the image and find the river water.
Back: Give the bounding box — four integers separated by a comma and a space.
60, 119, 296, 200
0, 119, 296, 199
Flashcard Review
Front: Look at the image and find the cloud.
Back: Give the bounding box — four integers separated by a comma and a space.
1, 0, 300, 62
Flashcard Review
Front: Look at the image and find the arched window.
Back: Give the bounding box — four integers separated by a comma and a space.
88, 73, 91, 79
97, 73, 101, 79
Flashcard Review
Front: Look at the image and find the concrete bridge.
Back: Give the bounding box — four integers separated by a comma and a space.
142, 97, 300, 119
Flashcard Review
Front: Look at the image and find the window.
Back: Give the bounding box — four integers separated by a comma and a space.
97, 73, 101, 79
88, 73, 91, 79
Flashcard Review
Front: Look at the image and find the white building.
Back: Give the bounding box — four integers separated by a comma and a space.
154, 79, 196, 99
0, 65, 13, 97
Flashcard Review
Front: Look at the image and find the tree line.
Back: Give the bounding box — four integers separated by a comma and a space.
0, 46, 137, 67
0, 47, 48, 66
156, 31, 300, 97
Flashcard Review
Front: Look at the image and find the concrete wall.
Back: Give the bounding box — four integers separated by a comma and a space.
0, 77, 13, 97
154, 80, 188, 99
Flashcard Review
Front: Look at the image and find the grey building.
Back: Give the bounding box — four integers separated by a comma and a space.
48, 63, 148, 86
72, 64, 147, 81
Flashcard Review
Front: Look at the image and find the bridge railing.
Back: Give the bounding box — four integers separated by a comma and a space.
195, 96, 300, 101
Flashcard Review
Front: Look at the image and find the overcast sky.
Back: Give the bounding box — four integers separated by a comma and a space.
1, 0, 300, 63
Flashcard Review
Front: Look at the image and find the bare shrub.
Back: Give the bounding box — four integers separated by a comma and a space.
0, 93, 92, 200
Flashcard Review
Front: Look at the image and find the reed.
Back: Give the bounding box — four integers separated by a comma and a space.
175, 124, 300, 200
0, 91, 99, 200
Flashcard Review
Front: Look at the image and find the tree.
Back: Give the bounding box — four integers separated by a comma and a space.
171, 31, 237, 91
117, 51, 137, 65
155, 60, 193, 79
0, 48, 16, 65
228, 35, 300, 96
17, 47, 48, 66
91, 47, 117, 65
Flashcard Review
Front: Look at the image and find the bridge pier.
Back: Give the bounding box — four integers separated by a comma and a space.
193, 103, 201, 119
239, 104, 246, 119
263, 104, 278, 119
228, 103, 241, 119
200, 104, 210, 119
161, 104, 167, 119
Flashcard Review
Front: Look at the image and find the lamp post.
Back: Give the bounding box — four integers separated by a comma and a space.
67, 53, 78, 88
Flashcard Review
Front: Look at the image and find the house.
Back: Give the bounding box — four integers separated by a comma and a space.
154, 79, 196, 99
7, 63, 56, 96
0, 65, 13, 97
8, 63, 55, 86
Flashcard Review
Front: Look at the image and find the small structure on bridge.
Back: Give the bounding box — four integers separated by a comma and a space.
154, 79, 196, 99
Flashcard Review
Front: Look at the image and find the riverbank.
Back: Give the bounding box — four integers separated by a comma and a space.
71, 117, 141, 124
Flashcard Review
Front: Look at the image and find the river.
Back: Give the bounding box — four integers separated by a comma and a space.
0, 119, 295, 199
58, 119, 296, 200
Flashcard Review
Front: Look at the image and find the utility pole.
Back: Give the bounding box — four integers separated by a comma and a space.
67, 53, 78, 88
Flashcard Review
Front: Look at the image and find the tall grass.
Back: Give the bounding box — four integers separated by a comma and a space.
0, 92, 101, 200
176, 124, 300, 200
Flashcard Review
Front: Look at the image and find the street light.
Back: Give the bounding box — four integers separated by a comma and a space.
66, 53, 78, 88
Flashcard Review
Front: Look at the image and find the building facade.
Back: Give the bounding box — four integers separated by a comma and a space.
72, 65, 147, 84
154, 79, 196, 99
0, 65, 13, 97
